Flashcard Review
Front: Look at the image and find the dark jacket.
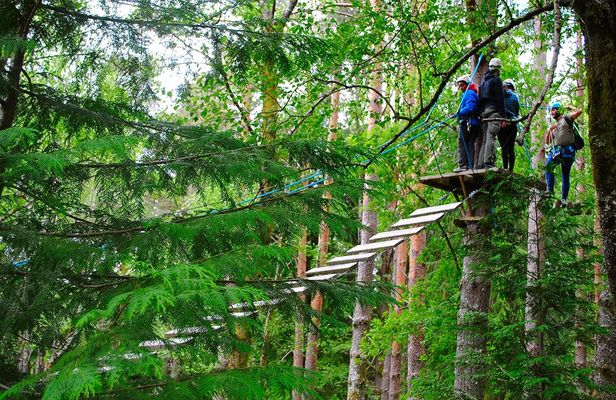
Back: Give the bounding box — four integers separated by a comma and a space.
457, 83, 480, 126
479, 70, 505, 117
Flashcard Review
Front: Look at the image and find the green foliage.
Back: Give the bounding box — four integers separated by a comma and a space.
0, 0, 603, 398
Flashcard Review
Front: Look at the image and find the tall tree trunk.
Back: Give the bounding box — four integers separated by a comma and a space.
348, 1, 383, 389
303, 87, 339, 373
525, 189, 545, 398
16, 331, 32, 374
406, 232, 427, 400
347, 175, 378, 400
574, 29, 587, 369
388, 240, 408, 400
292, 228, 308, 400
380, 350, 392, 400
531, 15, 548, 165
454, 207, 490, 399
571, 2, 616, 394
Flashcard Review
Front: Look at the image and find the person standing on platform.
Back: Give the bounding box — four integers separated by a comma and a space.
544, 102, 582, 207
477, 58, 506, 169
498, 78, 520, 171
453, 75, 480, 172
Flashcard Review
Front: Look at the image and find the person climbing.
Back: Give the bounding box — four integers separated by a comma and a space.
498, 78, 520, 171
544, 102, 582, 207
477, 57, 506, 169
453, 75, 480, 172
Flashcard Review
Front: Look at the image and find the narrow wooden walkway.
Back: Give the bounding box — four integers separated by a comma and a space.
139, 169, 538, 350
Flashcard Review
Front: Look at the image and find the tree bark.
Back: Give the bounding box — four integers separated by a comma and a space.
574, 31, 587, 369
388, 240, 408, 400
530, 15, 548, 166
525, 189, 545, 358
380, 351, 392, 400
292, 229, 308, 400
525, 189, 545, 398
304, 84, 338, 372
347, 175, 378, 400
454, 207, 490, 399
571, 2, 616, 394
406, 232, 427, 400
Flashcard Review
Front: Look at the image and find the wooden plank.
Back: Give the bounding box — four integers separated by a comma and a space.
165, 326, 220, 338
230, 298, 281, 311
369, 227, 424, 242
306, 263, 357, 276
391, 212, 445, 228
140, 337, 192, 350
419, 169, 525, 194
410, 202, 462, 217
306, 273, 338, 281
327, 252, 376, 265
347, 239, 404, 254
231, 310, 256, 318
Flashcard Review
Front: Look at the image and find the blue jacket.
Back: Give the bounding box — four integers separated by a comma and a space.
458, 84, 480, 126
504, 90, 519, 118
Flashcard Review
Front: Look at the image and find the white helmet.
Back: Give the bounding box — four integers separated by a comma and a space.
456, 75, 470, 84
489, 58, 502, 69
503, 78, 515, 90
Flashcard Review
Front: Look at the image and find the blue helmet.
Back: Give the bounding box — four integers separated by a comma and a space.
551, 102, 561, 110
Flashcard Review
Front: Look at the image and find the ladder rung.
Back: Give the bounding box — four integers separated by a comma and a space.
347, 239, 404, 254
392, 212, 446, 228
369, 227, 424, 241
306, 263, 357, 276
410, 202, 462, 217
306, 273, 338, 281
326, 253, 377, 265
140, 337, 192, 350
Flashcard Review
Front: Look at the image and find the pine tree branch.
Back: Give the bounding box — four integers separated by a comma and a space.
8, 184, 106, 227
41, 3, 256, 36
12, 183, 328, 238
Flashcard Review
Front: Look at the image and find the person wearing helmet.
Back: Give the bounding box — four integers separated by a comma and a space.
544, 102, 582, 207
498, 78, 520, 171
477, 57, 506, 169
453, 75, 480, 172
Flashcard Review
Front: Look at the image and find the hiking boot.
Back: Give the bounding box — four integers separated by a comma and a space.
554, 199, 562, 208
453, 167, 467, 173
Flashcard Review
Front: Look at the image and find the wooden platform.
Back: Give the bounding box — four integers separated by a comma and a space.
420, 168, 513, 196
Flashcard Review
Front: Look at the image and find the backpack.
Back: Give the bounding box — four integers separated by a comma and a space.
573, 130, 584, 151
565, 118, 584, 151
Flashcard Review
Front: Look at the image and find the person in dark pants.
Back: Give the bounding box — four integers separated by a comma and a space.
544, 102, 582, 207
477, 58, 506, 169
454, 75, 480, 172
498, 78, 519, 171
